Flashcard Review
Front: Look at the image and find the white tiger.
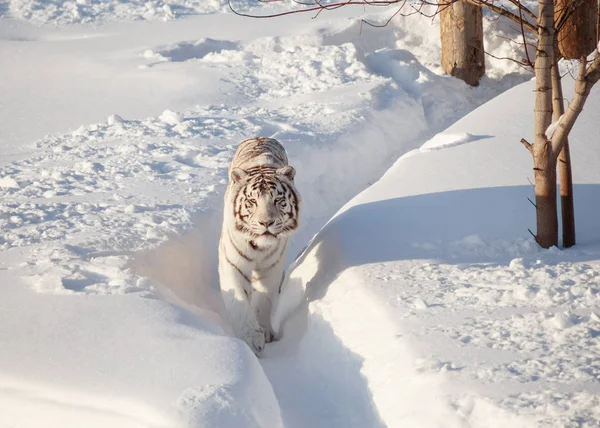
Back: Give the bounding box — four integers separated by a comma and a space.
218, 137, 300, 356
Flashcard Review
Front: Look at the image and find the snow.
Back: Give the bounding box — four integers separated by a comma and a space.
545, 114, 563, 140
1, 1, 599, 427
7, 0, 223, 25
0, 176, 19, 189
275, 77, 600, 426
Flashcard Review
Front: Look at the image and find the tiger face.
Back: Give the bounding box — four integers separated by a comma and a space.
230, 165, 300, 243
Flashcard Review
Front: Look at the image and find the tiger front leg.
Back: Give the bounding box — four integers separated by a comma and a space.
219, 262, 266, 356
251, 259, 286, 343
251, 290, 275, 343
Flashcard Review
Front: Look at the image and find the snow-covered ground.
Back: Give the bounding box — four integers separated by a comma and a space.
1, 1, 598, 427
272, 78, 600, 427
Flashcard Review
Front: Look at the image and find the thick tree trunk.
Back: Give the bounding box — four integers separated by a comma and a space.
532, 0, 557, 248
555, 0, 598, 59
533, 143, 559, 248
440, 0, 485, 86
552, 57, 576, 248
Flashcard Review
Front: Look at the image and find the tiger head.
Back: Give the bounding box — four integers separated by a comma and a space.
230, 165, 300, 244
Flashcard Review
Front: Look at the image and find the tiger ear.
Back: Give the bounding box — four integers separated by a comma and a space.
277, 166, 296, 181
230, 167, 248, 183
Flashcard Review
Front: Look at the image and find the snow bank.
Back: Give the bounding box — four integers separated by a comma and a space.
0, 274, 282, 428
274, 78, 600, 426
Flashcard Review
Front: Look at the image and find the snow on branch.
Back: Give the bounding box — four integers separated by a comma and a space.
545, 114, 563, 139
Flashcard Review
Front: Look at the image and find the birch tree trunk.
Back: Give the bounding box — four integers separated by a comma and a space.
531, 0, 557, 248
440, 0, 485, 86
552, 57, 576, 248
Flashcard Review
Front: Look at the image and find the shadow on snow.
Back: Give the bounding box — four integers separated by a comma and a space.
130, 184, 600, 428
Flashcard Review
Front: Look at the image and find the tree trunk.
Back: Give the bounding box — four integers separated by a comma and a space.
531, 0, 558, 248
551, 56, 576, 248
533, 143, 559, 248
558, 142, 575, 246
555, 0, 598, 59
440, 0, 485, 86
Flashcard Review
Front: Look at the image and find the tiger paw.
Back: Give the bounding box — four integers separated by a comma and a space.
264, 328, 277, 343
243, 327, 266, 357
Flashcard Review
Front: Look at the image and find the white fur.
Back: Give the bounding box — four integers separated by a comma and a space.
218, 138, 299, 356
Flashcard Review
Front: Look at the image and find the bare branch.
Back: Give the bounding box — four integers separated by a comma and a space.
517, 0, 534, 68
477, 46, 533, 70
229, 0, 538, 34
432, 0, 537, 33
228, 0, 404, 18
527, 228, 540, 245
508, 0, 537, 21
521, 138, 534, 154
361, 1, 406, 27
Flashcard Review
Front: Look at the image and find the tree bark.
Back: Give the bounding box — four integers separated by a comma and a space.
551, 56, 576, 248
531, 0, 557, 248
550, 55, 600, 153
555, 0, 598, 59
440, 0, 485, 86
533, 142, 559, 248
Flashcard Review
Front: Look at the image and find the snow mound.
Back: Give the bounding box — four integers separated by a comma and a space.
0, 279, 282, 428
365, 47, 528, 130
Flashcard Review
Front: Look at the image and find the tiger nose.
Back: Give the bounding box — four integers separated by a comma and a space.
259, 220, 275, 228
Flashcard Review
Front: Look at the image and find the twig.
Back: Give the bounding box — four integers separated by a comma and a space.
472, 43, 533, 71
229, 0, 537, 34
361, 1, 406, 27
228, 0, 403, 18
517, 0, 533, 68
528, 228, 540, 245
521, 138, 533, 154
